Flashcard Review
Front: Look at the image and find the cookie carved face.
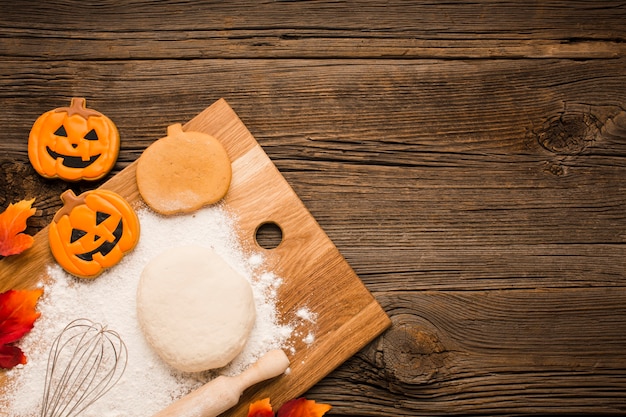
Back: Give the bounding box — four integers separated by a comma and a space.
28, 98, 119, 181
49, 189, 140, 279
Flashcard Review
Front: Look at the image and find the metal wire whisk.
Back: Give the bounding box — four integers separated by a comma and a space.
41, 318, 128, 417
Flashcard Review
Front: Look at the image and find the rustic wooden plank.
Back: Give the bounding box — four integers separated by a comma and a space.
1, 34, 623, 60
5, 0, 626, 35
306, 288, 626, 415
0, 1, 625, 59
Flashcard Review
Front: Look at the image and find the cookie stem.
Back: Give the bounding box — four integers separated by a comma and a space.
55, 97, 102, 119
53, 190, 85, 222
166, 123, 184, 137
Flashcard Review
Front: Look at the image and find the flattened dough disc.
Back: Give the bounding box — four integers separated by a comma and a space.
136, 245, 256, 372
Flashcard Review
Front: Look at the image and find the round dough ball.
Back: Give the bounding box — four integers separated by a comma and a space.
136, 245, 256, 372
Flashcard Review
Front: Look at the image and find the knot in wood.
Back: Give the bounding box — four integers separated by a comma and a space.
382, 322, 448, 385
537, 112, 599, 156
0, 158, 66, 233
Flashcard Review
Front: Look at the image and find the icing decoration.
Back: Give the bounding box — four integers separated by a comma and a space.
49, 189, 140, 279
28, 97, 120, 181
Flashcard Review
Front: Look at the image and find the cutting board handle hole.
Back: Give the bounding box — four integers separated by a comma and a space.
255, 221, 283, 250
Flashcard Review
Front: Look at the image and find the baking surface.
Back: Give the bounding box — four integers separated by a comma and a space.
0, 98, 390, 415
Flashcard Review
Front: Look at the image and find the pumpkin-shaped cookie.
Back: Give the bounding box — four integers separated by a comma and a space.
49, 189, 140, 279
136, 123, 232, 215
28, 98, 120, 181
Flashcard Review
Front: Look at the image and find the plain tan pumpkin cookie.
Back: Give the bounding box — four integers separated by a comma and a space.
136, 123, 232, 215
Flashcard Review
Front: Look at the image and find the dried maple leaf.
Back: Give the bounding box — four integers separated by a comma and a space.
0, 198, 36, 256
0, 288, 43, 369
277, 398, 332, 417
248, 397, 275, 417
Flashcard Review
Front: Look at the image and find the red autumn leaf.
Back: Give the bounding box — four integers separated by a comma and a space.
0, 288, 43, 369
248, 397, 275, 417
277, 398, 332, 417
0, 198, 36, 256
0, 344, 27, 368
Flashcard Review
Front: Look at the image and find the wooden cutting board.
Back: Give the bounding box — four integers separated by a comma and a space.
0, 98, 391, 415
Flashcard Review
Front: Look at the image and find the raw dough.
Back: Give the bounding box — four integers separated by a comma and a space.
136, 245, 256, 372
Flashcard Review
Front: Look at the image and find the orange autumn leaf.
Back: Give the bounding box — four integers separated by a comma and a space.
0, 288, 43, 369
277, 398, 332, 417
248, 397, 275, 417
0, 198, 36, 256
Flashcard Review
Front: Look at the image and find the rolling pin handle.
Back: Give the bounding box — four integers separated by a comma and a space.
152, 349, 290, 417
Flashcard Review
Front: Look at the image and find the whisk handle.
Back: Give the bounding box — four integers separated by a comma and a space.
152, 349, 289, 417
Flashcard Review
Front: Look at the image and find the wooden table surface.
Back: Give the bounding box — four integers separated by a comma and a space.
1, 1, 625, 415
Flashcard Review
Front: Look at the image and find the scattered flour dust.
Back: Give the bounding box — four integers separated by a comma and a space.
2, 203, 316, 417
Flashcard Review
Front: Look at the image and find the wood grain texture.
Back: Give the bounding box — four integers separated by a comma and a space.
1, 1, 625, 59
308, 288, 626, 415
0, 1, 625, 415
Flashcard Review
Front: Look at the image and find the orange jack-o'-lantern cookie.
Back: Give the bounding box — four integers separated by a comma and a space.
49, 189, 140, 279
136, 123, 232, 215
28, 97, 120, 181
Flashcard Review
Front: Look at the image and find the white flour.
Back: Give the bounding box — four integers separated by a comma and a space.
2, 204, 307, 417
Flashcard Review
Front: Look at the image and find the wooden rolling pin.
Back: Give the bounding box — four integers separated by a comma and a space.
152, 349, 290, 417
